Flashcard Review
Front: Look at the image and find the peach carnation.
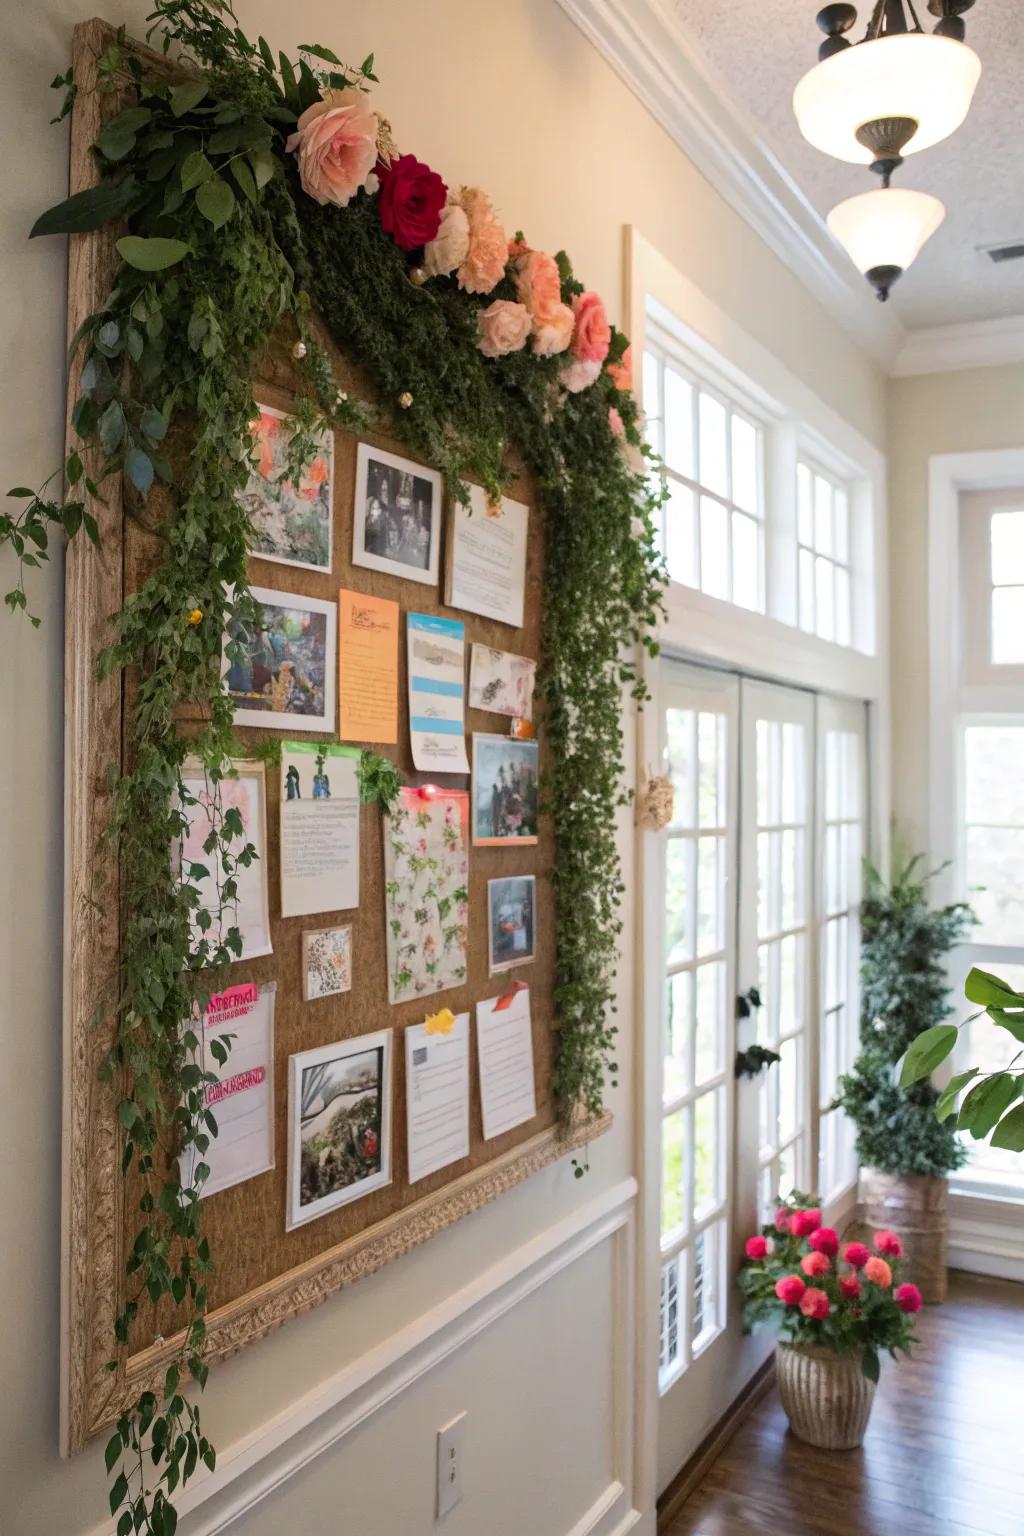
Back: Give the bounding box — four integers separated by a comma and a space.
532, 303, 574, 356
457, 186, 508, 295
863, 1256, 893, 1288
799, 1287, 830, 1320
477, 300, 531, 358
607, 344, 633, 391
423, 199, 470, 278
285, 88, 378, 208
800, 1250, 830, 1278
558, 357, 601, 394
570, 290, 611, 364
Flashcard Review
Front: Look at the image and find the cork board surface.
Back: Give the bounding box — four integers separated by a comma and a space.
123, 332, 556, 1341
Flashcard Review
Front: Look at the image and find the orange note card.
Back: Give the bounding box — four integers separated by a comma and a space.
338, 589, 399, 744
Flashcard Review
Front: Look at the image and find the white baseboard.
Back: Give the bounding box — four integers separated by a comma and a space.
86, 1177, 638, 1536
949, 1192, 1024, 1283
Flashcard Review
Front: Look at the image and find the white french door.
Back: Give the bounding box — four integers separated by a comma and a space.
650, 664, 868, 1490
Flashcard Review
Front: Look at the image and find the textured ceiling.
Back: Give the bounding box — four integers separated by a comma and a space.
670, 0, 1024, 329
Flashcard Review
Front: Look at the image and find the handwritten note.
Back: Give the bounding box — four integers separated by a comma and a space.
446, 485, 528, 629
180, 981, 276, 1199
405, 1011, 470, 1183
476, 986, 537, 1140
280, 741, 360, 918
339, 588, 399, 744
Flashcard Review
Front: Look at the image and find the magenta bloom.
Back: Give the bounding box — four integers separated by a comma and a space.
788, 1207, 822, 1238
842, 1241, 871, 1269
874, 1229, 903, 1258
745, 1235, 769, 1260
808, 1227, 839, 1257
840, 1275, 862, 1300
896, 1282, 923, 1314
775, 1275, 806, 1306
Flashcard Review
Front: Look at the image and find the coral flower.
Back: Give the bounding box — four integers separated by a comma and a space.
745, 1235, 769, 1260
896, 1282, 923, 1314
570, 290, 611, 364
799, 1287, 830, 1320
874, 1230, 903, 1258
864, 1256, 893, 1288
607, 343, 633, 391
285, 88, 378, 207
456, 186, 508, 295
842, 1241, 871, 1269
800, 1250, 831, 1278
839, 1275, 861, 1300
775, 1275, 806, 1306
808, 1227, 840, 1257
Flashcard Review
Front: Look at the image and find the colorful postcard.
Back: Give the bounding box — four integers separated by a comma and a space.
242, 403, 333, 573
487, 875, 536, 974
468, 644, 536, 721
224, 585, 337, 732
180, 980, 276, 1199
445, 484, 528, 628
407, 612, 471, 774
338, 588, 399, 744
302, 925, 353, 1002
280, 740, 360, 918
287, 1029, 393, 1230
383, 787, 470, 1004
472, 733, 539, 845
177, 759, 272, 961
352, 442, 442, 587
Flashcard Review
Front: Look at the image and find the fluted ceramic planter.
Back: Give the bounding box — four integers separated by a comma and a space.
775, 1343, 876, 1449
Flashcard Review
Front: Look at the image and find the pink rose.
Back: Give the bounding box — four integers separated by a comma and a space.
799, 1286, 830, 1320
477, 299, 531, 358
874, 1230, 903, 1258
285, 88, 378, 207
608, 406, 625, 438
842, 1241, 871, 1269
532, 302, 574, 356
839, 1275, 861, 1299
607, 344, 633, 391
808, 1227, 839, 1257
514, 250, 563, 321
558, 357, 601, 394
423, 200, 471, 278
896, 1282, 923, 1314
457, 187, 507, 295
775, 1275, 806, 1306
863, 1256, 893, 1288
800, 1250, 830, 1278
570, 291, 611, 364
745, 1235, 769, 1260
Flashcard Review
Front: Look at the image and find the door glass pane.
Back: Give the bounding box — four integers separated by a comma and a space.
643, 350, 662, 452
665, 970, 692, 1102
797, 463, 813, 546
695, 962, 723, 1083
964, 724, 1024, 944
694, 1090, 720, 1216
814, 475, 833, 554
665, 837, 693, 963
665, 708, 696, 827
661, 1110, 685, 1236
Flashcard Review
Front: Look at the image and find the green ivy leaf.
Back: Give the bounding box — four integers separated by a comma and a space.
169, 79, 209, 117
180, 151, 215, 191
116, 236, 192, 272
230, 158, 257, 205
30, 177, 142, 238
248, 149, 276, 190
899, 1024, 958, 1086
195, 177, 235, 230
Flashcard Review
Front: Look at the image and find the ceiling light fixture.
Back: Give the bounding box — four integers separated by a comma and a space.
826, 185, 946, 300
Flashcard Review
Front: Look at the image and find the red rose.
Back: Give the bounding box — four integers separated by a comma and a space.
840, 1275, 861, 1300
843, 1241, 871, 1269
808, 1227, 839, 1257
745, 1235, 769, 1260
377, 154, 447, 250
896, 1282, 923, 1314
775, 1275, 806, 1306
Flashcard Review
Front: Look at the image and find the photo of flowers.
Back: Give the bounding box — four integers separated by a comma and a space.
302, 925, 353, 1001
383, 787, 470, 1004
224, 586, 337, 732
287, 1029, 392, 1230
352, 442, 442, 586
472, 734, 540, 845
241, 404, 334, 572
488, 875, 536, 973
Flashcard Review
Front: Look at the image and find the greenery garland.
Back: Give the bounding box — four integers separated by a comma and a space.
3, 4, 665, 1528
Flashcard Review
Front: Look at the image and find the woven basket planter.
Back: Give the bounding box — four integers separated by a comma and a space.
861, 1168, 948, 1303
776, 1343, 876, 1449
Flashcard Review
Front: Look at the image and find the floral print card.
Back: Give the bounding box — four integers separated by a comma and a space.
383, 787, 470, 1004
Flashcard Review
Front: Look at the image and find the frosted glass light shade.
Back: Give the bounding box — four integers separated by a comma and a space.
827, 187, 945, 275
793, 34, 981, 164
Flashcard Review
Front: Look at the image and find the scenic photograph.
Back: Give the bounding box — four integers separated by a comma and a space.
288, 1032, 392, 1228
472, 734, 540, 845
224, 587, 337, 732
242, 404, 333, 572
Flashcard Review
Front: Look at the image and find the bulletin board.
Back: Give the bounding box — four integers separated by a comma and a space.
61, 18, 609, 1456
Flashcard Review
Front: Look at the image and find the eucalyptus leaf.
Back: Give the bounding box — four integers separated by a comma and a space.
99, 400, 126, 455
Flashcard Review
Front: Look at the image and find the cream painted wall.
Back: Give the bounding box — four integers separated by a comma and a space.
888, 363, 1024, 852
0, 3, 885, 1533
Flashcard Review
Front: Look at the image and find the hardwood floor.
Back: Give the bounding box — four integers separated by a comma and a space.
663, 1272, 1024, 1536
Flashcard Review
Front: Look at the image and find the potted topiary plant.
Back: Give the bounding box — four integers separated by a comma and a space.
834, 855, 974, 1302
739, 1194, 920, 1449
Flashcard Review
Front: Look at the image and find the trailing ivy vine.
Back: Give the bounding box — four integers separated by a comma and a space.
3, 4, 665, 1528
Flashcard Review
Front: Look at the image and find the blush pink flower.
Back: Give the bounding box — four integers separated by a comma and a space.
558, 357, 601, 393
874, 1230, 903, 1258
608, 406, 625, 439
423, 199, 471, 278
456, 186, 507, 295
477, 299, 531, 358
570, 290, 611, 364
800, 1250, 831, 1278
842, 1241, 871, 1269
799, 1287, 830, 1320
896, 1282, 923, 1314
774, 1207, 791, 1233
532, 303, 574, 356
513, 249, 563, 320
809, 1227, 840, 1257
840, 1275, 862, 1300
745, 1234, 769, 1261
607, 344, 633, 391
285, 88, 378, 207
863, 1256, 893, 1289
775, 1275, 806, 1306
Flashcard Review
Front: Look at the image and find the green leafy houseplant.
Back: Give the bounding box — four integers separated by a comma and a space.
834, 856, 973, 1176
902, 967, 1024, 1153
1, 3, 666, 1528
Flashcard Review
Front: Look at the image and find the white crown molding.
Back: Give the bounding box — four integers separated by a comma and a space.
892, 313, 1024, 376
555, 0, 906, 370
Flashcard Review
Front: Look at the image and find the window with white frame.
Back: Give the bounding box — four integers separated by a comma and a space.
643, 345, 764, 612
797, 460, 852, 647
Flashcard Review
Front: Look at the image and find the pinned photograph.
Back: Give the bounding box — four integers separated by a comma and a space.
352, 442, 442, 586
468, 644, 536, 721
224, 586, 337, 732
242, 403, 333, 572
302, 925, 353, 1002
472, 733, 540, 845
488, 875, 537, 973
287, 1030, 392, 1229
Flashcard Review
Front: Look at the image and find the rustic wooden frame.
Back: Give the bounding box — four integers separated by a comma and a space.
59, 17, 609, 1457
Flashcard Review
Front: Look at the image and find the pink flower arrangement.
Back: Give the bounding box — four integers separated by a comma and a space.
774, 1207, 791, 1232
840, 1275, 861, 1300
533, 304, 575, 357
570, 291, 611, 365
285, 88, 378, 207
477, 299, 531, 358
808, 1227, 839, 1257
456, 187, 508, 295
874, 1230, 903, 1258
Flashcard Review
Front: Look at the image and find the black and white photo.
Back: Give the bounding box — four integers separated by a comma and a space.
353, 442, 442, 586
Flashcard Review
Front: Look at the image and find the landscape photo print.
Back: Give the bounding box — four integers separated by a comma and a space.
287, 1029, 393, 1229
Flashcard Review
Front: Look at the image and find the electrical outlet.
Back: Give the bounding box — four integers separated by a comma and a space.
436, 1412, 466, 1519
